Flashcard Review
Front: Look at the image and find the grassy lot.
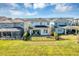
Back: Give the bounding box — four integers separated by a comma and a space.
0, 35, 79, 56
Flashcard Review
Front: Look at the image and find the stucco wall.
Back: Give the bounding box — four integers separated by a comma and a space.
0, 23, 14, 28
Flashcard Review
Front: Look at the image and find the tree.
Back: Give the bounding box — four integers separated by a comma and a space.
23, 32, 31, 41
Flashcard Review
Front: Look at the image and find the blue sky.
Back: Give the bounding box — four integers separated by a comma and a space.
0, 3, 79, 18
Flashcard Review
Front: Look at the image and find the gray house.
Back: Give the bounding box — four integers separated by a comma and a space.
50, 18, 73, 34
0, 18, 25, 39
29, 18, 52, 36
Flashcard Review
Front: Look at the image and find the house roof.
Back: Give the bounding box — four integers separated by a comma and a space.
12, 19, 24, 23
23, 19, 31, 22
0, 20, 24, 23
0, 20, 13, 23
30, 18, 50, 22
61, 26, 79, 30
52, 19, 71, 23
0, 17, 24, 23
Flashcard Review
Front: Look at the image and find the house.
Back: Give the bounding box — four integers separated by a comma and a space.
50, 18, 73, 34
29, 18, 52, 36
28, 18, 75, 35
0, 17, 26, 39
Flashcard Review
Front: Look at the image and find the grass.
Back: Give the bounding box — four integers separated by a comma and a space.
0, 35, 79, 56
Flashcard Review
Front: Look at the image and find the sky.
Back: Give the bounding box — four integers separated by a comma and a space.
0, 3, 79, 18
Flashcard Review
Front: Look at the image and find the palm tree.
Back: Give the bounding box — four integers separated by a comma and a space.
23, 31, 31, 41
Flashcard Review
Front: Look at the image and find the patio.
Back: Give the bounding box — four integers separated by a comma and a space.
0, 28, 21, 39
61, 26, 79, 35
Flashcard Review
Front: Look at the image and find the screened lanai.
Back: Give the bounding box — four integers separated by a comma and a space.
61, 26, 79, 35
0, 28, 21, 39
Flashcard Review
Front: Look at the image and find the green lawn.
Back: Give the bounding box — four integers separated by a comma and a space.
0, 35, 79, 56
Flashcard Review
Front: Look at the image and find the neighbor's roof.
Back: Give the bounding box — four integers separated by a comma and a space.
52, 18, 71, 23
0, 17, 24, 23
12, 19, 24, 23
61, 26, 79, 30
30, 18, 50, 22
0, 19, 13, 23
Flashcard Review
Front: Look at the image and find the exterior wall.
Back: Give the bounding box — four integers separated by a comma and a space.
40, 29, 50, 35
30, 28, 51, 35
0, 22, 24, 29
54, 22, 71, 27
50, 19, 72, 27
13, 22, 24, 29
55, 28, 64, 34
24, 21, 31, 32
31, 22, 49, 27
13, 22, 25, 37
30, 21, 50, 35
0, 23, 14, 28
50, 22, 55, 27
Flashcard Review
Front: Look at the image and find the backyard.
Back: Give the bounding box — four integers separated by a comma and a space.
0, 35, 79, 56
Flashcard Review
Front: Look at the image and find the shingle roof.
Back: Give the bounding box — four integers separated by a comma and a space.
61, 26, 79, 30
30, 18, 50, 22
0, 20, 13, 23
52, 19, 71, 23
0, 18, 24, 23
12, 19, 24, 23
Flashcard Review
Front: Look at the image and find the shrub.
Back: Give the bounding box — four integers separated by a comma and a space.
51, 32, 54, 36
54, 32, 59, 40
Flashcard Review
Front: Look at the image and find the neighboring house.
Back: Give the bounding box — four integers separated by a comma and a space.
0, 18, 26, 39
29, 18, 51, 35
13, 18, 26, 38
50, 18, 73, 34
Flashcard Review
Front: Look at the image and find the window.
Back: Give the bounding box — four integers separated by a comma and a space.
31, 22, 34, 24
3, 24, 8, 28
20, 23, 24, 27
44, 30, 48, 33
47, 22, 49, 25
40, 22, 42, 25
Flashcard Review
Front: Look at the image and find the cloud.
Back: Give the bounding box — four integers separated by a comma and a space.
6, 3, 23, 16
24, 3, 32, 8
8, 3, 19, 9
9, 3, 17, 7
50, 3, 58, 6
53, 4, 73, 12
24, 3, 48, 9
33, 3, 48, 9
9, 9, 23, 16
25, 11, 37, 16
